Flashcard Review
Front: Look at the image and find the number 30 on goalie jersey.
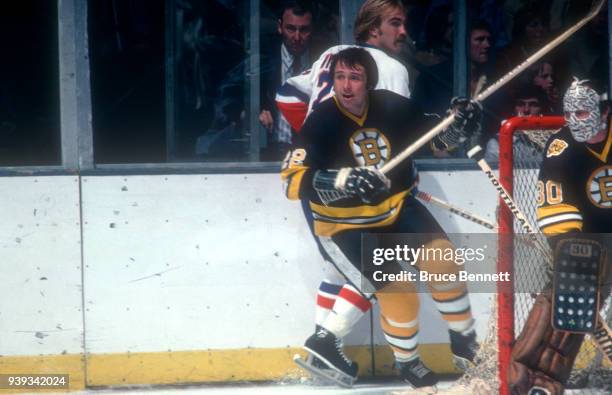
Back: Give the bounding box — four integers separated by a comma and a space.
536, 127, 612, 235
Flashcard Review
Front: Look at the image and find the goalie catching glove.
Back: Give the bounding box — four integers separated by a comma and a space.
313, 167, 391, 205
433, 97, 483, 151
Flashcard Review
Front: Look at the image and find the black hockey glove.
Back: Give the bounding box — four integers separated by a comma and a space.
313, 167, 391, 205
434, 97, 482, 151
344, 167, 391, 204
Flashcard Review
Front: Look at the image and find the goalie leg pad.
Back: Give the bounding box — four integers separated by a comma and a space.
552, 238, 604, 333
508, 290, 585, 395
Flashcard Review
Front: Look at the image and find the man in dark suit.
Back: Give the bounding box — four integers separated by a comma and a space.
259, 1, 315, 159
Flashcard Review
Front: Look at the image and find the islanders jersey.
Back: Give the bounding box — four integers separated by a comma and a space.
281, 90, 430, 237
536, 126, 612, 235
275, 44, 410, 132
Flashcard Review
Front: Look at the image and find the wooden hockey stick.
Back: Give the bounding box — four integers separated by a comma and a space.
380, 0, 606, 175
466, 145, 612, 364
416, 191, 497, 230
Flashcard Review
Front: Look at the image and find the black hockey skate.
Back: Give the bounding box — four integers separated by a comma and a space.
398, 358, 439, 390
297, 326, 358, 388
449, 329, 479, 371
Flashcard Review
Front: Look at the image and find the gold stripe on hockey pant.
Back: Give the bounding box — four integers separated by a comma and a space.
416, 238, 474, 331
311, 190, 412, 237
377, 285, 420, 362
280, 165, 308, 200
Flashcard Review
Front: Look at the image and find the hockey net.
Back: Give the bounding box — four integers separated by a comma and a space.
433, 117, 611, 395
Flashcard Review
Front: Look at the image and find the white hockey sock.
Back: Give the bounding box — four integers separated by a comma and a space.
448, 318, 476, 334
322, 284, 371, 338
315, 280, 343, 326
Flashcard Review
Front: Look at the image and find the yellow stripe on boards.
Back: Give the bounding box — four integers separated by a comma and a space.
0, 354, 85, 392
87, 348, 303, 386
86, 347, 376, 387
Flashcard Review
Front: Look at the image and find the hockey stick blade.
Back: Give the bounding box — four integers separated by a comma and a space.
380, 0, 606, 175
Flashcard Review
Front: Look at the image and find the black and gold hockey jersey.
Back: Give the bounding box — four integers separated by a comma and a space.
281, 90, 432, 237
536, 125, 612, 235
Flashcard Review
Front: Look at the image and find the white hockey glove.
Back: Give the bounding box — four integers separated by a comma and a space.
434, 97, 483, 151
313, 167, 391, 205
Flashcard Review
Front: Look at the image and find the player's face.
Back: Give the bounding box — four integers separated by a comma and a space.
514, 98, 542, 116
333, 62, 368, 116
470, 29, 491, 64
371, 6, 407, 55
533, 63, 554, 91
278, 9, 313, 56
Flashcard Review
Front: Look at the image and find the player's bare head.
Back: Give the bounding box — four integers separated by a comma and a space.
563, 78, 603, 142
330, 47, 379, 90
354, 0, 407, 55
277, 0, 313, 56
331, 48, 378, 115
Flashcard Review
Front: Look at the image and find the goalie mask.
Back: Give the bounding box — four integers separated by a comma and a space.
563, 78, 601, 142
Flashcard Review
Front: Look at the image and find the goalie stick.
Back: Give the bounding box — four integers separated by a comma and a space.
380, 0, 606, 175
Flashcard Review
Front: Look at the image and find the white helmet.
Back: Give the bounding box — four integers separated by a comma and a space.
563, 78, 602, 142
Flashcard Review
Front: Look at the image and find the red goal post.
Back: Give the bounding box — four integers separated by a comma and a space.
497, 115, 565, 395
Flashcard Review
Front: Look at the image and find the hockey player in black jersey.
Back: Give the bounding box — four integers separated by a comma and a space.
509, 79, 611, 395
281, 47, 482, 389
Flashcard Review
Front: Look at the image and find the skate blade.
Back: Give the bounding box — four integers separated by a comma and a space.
452, 355, 475, 372
293, 354, 355, 388
398, 383, 438, 394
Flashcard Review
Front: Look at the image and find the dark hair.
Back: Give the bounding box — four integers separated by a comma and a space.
330, 47, 379, 89
512, 5, 548, 43
513, 83, 548, 104
470, 19, 493, 35
279, 0, 314, 21
524, 59, 554, 85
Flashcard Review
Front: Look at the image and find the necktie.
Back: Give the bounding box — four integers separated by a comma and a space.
292, 57, 302, 76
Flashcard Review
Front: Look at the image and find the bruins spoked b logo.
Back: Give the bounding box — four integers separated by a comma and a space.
349, 128, 390, 168
587, 165, 612, 208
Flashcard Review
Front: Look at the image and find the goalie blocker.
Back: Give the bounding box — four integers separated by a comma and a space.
509, 236, 610, 395
552, 238, 605, 333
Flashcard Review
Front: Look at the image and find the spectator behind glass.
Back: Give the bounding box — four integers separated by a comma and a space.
414, 4, 453, 67
414, 20, 492, 116
526, 60, 562, 114
495, 4, 549, 79
259, 0, 316, 160
484, 83, 549, 163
